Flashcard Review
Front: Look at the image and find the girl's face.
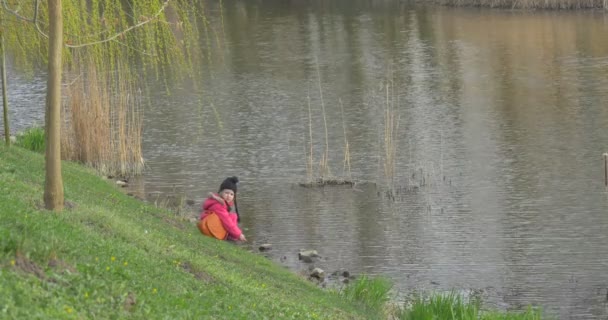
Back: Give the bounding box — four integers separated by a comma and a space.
220, 190, 235, 202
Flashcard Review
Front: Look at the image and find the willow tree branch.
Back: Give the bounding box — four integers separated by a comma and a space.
33, 0, 49, 39
65, 0, 171, 48
2, 0, 48, 38
2, 0, 34, 22
109, 37, 157, 56
2, 0, 171, 48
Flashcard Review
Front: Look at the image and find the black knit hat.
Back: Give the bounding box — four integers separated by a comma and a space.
219, 176, 240, 222
219, 176, 239, 194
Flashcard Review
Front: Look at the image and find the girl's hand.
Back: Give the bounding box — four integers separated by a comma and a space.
238, 234, 247, 242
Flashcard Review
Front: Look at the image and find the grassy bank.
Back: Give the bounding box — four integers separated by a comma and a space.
0, 146, 378, 319
0, 145, 546, 319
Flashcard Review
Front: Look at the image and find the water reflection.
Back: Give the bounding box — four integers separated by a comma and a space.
6, 1, 608, 318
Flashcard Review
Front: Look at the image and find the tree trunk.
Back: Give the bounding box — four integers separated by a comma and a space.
44, 0, 64, 211
1, 30, 9, 146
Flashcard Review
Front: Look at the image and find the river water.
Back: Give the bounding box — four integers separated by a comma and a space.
5, 1, 608, 318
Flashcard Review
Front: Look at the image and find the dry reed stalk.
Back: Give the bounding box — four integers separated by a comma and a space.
382, 80, 400, 189
315, 56, 331, 179
339, 99, 352, 180
62, 58, 144, 176
306, 93, 314, 182
301, 60, 357, 186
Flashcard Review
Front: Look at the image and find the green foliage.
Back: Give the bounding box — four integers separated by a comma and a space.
3, 0, 219, 175
401, 292, 478, 320
480, 307, 544, 320
1, 9, 46, 74
3, 0, 211, 82
339, 275, 393, 312
15, 127, 45, 153
399, 292, 545, 320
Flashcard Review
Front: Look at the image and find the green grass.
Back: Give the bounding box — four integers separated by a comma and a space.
399, 292, 544, 320
0, 146, 550, 319
0, 146, 379, 319
14, 126, 45, 153
338, 275, 392, 313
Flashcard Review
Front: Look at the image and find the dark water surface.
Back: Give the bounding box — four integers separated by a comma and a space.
6, 1, 608, 318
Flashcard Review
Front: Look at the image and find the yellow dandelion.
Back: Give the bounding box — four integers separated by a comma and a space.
95, 257, 99, 262
153, 288, 158, 294
10, 260, 15, 266
106, 266, 110, 271
123, 261, 128, 266
111, 256, 116, 262
84, 292, 89, 298
65, 306, 73, 313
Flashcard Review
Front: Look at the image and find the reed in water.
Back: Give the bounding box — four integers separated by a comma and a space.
302, 93, 355, 188
61, 59, 144, 176
381, 79, 400, 190
301, 57, 355, 188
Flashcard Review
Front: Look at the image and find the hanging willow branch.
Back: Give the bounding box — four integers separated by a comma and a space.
2, 0, 36, 22
2, 0, 171, 48
65, 0, 171, 48
2, 0, 47, 39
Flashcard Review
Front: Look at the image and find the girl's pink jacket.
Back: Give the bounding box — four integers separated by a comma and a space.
200, 193, 242, 239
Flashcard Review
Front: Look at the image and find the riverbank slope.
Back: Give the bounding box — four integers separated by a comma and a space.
0, 146, 379, 319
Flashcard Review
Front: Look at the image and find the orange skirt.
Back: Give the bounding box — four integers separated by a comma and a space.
197, 213, 228, 240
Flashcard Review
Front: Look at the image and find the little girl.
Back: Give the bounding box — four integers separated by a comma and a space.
199, 176, 246, 242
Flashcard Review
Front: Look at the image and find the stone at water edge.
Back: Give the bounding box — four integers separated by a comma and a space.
310, 268, 325, 280
258, 244, 272, 252
300, 255, 313, 263
298, 249, 319, 263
